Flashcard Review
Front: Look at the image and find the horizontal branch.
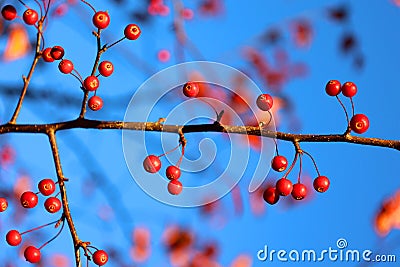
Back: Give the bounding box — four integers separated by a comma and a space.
0, 118, 398, 151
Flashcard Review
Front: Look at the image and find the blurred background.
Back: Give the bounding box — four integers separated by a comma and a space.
0, 0, 400, 266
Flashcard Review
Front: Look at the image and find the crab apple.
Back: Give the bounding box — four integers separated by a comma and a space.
58, 59, 74, 74
0, 197, 8, 212
263, 187, 279, 205
42, 48, 55, 62
325, 80, 341, 96
92, 11, 110, 29
93, 250, 108, 266
350, 114, 369, 134
1, 5, 17, 20
276, 178, 293, 196
143, 155, 161, 173
98, 61, 114, 77
6, 230, 22, 246
83, 76, 100, 91
182, 81, 199, 98
168, 180, 183, 195
88, 96, 104, 111
23, 9, 38, 25
50, 46, 65, 60
166, 165, 181, 180
20, 191, 38, 208
341, 81, 357, 97
124, 23, 141, 40
24, 246, 41, 263
271, 155, 288, 172
291, 183, 307, 200
44, 197, 61, 213
256, 94, 273, 111
313, 176, 330, 193
38, 178, 56, 196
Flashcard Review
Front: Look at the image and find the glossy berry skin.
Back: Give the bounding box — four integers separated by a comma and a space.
0, 197, 8, 212
291, 183, 307, 200
275, 178, 293, 196
325, 80, 341, 96
44, 197, 62, 213
271, 155, 288, 172
1, 5, 17, 20
50, 46, 65, 60
168, 180, 183, 195
262, 187, 279, 205
350, 114, 369, 134
341, 81, 357, 97
24, 246, 41, 263
38, 178, 56, 196
20, 191, 38, 208
92, 11, 110, 29
23, 9, 38, 25
88, 96, 104, 111
124, 24, 141, 40
313, 176, 330, 193
166, 166, 181, 180
98, 61, 114, 77
182, 81, 199, 98
6, 230, 22, 246
143, 155, 161, 173
83, 76, 100, 91
256, 94, 273, 111
58, 59, 74, 74
93, 250, 108, 266
42, 48, 55, 62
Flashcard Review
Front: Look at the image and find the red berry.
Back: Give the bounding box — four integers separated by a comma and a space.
271, 155, 288, 172
275, 178, 293, 196
92, 11, 110, 29
93, 250, 108, 266
50, 46, 65, 60
291, 183, 307, 200
24, 246, 41, 263
88, 96, 104, 111
0, 197, 8, 212
182, 81, 199, 98
124, 23, 141, 40
168, 180, 183, 195
143, 155, 161, 173
256, 94, 273, 111
20, 191, 38, 208
83, 76, 100, 91
166, 165, 181, 180
6, 230, 22, 246
341, 81, 357, 97
58, 59, 74, 74
262, 187, 279, 205
38, 178, 56, 196
98, 61, 114, 77
23, 9, 38, 25
1, 5, 17, 20
313, 176, 330, 193
181, 8, 194, 20
325, 80, 341, 96
157, 49, 170, 62
42, 47, 55, 62
44, 197, 62, 213
350, 114, 369, 134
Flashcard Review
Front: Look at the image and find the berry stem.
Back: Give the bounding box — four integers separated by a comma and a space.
105, 37, 126, 49
20, 219, 59, 235
80, 0, 96, 13
38, 219, 65, 250
302, 150, 321, 177
297, 153, 303, 183
33, 0, 43, 17
350, 97, 355, 117
335, 95, 350, 127
283, 143, 300, 179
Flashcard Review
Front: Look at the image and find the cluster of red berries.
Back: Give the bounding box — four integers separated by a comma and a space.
143, 155, 183, 195
325, 80, 369, 134
1, 4, 38, 25
3, 178, 61, 263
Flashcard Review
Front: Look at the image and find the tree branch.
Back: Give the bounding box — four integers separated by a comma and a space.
0, 119, 398, 151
